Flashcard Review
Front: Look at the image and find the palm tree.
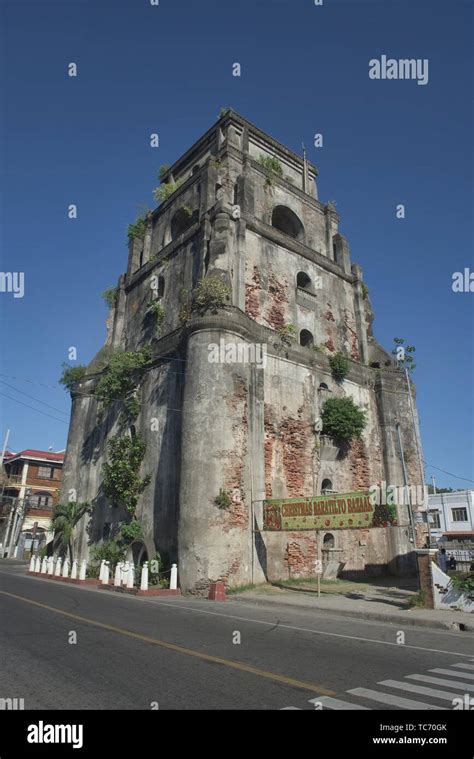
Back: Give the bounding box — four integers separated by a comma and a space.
51, 501, 90, 563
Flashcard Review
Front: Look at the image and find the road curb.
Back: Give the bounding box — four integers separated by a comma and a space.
231, 594, 474, 633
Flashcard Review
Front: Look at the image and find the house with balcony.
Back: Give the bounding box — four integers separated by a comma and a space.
0, 449, 64, 558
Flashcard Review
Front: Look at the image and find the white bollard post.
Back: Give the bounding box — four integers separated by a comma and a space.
79, 559, 86, 581
120, 561, 130, 585
99, 559, 106, 582
48, 556, 55, 575
62, 558, 70, 578
127, 561, 135, 589
71, 560, 78, 580
101, 561, 110, 585
170, 563, 178, 590
54, 557, 62, 577
114, 563, 121, 587
35, 556, 41, 573
29, 555, 36, 572
41, 557, 48, 574
140, 562, 149, 592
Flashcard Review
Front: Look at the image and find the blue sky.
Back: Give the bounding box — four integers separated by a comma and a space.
0, 0, 472, 488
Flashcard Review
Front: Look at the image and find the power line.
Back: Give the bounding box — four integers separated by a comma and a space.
0, 393, 69, 425
0, 380, 69, 417
424, 462, 474, 485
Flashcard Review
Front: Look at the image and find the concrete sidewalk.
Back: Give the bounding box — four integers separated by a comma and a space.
231, 587, 474, 632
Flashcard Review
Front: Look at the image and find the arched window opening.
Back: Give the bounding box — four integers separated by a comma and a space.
299, 329, 314, 348
233, 183, 239, 206
297, 271, 311, 289
271, 205, 304, 241
157, 276, 165, 298
323, 533, 335, 549
318, 382, 329, 391
321, 478, 334, 495
170, 208, 193, 241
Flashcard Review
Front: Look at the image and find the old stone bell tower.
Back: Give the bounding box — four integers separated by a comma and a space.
62, 110, 426, 593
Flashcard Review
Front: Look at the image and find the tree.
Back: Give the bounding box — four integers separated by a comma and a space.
392, 337, 416, 372
51, 501, 91, 563
321, 397, 366, 443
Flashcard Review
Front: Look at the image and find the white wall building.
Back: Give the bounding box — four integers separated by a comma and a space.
428, 489, 474, 543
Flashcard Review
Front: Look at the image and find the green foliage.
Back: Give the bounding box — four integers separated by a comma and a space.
119, 519, 142, 544
153, 177, 185, 204
59, 363, 87, 392
102, 286, 118, 309
192, 277, 231, 314
90, 539, 126, 569
178, 287, 191, 324
127, 216, 147, 243
258, 154, 283, 176
146, 300, 166, 334
219, 107, 230, 118
158, 164, 170, 181
95, 347, 152, 418
215, 488, 232, 509
372, 503, 398, 527
392, 337, 416, 372
277, 324, 297, 346
148, 552, 169, 587
51, 501, 91, 562
408, 590, 427, 608
361, 282, 369, 300
329, 352, 349, 382
451, 574, 474, 593
102, 434, 151, 515
321, 397, 367, 443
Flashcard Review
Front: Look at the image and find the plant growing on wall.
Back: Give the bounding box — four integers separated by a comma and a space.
329, 352, 349, 382
178, 287, 191, 324
392, 337, 416, 372
95, 347, 152, 419
51, 501, 91, 563
258, 154, 283, 177
119, 518, 143, 544
127, 216, 147, 244
361, 282, 369, 300
146, 300, 166, 334
372, 503, 398, 527
321, 397, 366, 443
451, 574, 474, 593
277, 324, 297, 347
215, 488, 231, 509
158, 164, 170, 181
90, 539, 126, 570
219, 107, 230, 118
192, 277, 231, 314
153, 177, 185, 204
59, 363, 87, 392
102, 286, 118, 309
102, 434, 151, 515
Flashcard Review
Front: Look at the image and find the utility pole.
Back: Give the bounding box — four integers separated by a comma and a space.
0, 429, 10, 467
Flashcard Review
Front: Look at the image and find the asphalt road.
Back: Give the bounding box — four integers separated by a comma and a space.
1, 562, 473, 711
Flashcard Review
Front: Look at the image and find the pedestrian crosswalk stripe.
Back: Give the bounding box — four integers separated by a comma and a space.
429, 667, 474, 681
347, 688, 447, 710
308, 696, 370, 710
451, 663, 474, 671
407, 674, 474, 692
379, 679, 461, 702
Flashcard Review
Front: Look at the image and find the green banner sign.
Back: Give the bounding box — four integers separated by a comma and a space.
263, 492, 397, 531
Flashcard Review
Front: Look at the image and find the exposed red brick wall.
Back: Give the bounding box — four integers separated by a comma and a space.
284, 533, 318, 578
349, 438, 371, 490
245, 265, 261, 319
264, 404, 313, 498
265, 271, 289, 330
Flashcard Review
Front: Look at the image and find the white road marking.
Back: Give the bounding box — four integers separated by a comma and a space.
451, 663, 474, 671
348, 687, 446, 710
407, 674, 474, 692
308, 696, 370, 710
429, 667, 474, 680
379, 679, 462, 702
